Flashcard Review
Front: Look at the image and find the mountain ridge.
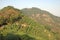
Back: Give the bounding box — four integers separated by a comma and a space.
21, 7, 60, 39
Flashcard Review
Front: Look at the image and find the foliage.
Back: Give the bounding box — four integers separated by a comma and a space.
0, 6, 60, 40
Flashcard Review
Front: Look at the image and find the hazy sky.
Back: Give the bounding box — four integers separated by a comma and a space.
0, 0, 60, 17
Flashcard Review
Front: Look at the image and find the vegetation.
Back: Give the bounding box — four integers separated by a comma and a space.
22, 7, 60, 40
0, 6, 60, 40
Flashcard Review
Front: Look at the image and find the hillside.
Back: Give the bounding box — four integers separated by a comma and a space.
22, 7, 60, 40
0, 6, 60, 40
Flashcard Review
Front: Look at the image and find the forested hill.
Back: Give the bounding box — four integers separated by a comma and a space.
0, 6, 60, 40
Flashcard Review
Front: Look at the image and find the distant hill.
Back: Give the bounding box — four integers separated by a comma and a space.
0, 6, 60, 40
22, 7, 60, 40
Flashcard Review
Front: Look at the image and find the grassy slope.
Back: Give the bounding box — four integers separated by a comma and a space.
0, 15, 56, 40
